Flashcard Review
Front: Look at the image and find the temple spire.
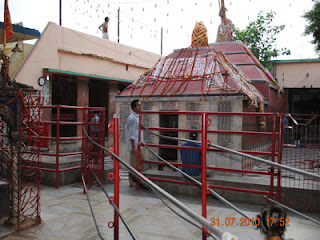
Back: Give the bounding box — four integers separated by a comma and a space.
216, 0, 235, 42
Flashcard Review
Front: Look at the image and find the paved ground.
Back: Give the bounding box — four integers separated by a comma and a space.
0, 176, 319, 240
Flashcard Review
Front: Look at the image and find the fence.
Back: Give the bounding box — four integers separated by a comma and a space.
82, 112, 320, 240
40, 105, 105, 188
0, 88, 41, 229
140, 111, 282, 202
282, 114, 320, 211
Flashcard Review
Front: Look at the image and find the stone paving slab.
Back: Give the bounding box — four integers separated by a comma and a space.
0, 180, 319, 240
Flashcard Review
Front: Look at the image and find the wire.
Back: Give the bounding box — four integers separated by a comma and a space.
81, 176, 105, 240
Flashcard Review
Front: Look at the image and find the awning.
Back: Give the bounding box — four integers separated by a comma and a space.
0, 22, 40, 44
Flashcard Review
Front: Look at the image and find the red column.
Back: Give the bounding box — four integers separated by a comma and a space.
270, 113, 277, 200
56, 105, 60, 188
201, 113, 208, 240
113, 117, 120, 240
277, 114, 283, 203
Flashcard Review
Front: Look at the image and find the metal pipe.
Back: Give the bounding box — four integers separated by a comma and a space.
81, 176, 104, 240
109, 150, 237, 240
56, 105, 60, 188
143, 126, 320, 181
83, 151, 139, 240
83, 129, 238, 240
208, 142, 320, 181
277, 114, 283, 203
270, 114, 276, 199
201, 113, 208, 240
114, 118, 120, 240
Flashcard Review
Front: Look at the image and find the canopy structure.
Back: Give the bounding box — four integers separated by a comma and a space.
0, 22, 40, 44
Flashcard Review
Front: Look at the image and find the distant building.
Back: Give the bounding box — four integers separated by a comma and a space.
271, 58, 320, 114
13, 22, 161, 149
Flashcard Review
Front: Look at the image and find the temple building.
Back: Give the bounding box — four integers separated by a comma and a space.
115, 19, 283, 171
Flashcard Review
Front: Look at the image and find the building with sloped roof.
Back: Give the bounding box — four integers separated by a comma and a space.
13, 22, 161, 149
115, 22, 283, 171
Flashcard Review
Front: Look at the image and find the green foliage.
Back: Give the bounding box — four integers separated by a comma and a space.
233, 11, 290, 69
303, 1, 320, 54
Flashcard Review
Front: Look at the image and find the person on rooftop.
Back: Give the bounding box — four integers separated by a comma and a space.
99, 16, 110, 39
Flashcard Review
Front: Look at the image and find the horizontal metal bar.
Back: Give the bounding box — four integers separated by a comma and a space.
148, 177, 275, 196
207, 129, 275, 136
39, 136, 84, 140
43, 121, 83, 125
40, 166, 81, 172
40, 151, 82, 157
143, 160, 271, 176
145, 127, 276, 136
208, 148, 276, 157
141, 110, 277, 117
207, 185, 274, 196
42, 105, 86, 110
144, 126, 320, 181
209, 142, 320, 181
146, 143, 200, 150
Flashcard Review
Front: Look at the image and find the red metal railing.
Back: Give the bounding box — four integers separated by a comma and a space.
281, 114, 320, 211
41, 105, 105, 188
83, 108, 106, 190
136, 110, 282, 238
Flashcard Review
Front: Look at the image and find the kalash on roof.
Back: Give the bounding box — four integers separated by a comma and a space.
119, 20, 280, 114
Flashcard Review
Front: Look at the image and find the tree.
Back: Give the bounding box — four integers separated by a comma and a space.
303, 1, 320, 54
233, 11, 290, 69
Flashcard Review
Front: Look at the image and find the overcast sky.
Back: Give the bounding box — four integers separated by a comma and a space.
1, 0, 318, 59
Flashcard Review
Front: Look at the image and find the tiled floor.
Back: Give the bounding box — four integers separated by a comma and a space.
1, 179, 319, 240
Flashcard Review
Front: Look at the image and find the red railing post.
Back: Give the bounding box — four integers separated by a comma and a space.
201, 113, 208, 240
269, 113, 277, 200
277, 113, 283, 203
113, 117, 120, 240
56, 105, 60, 188
82, 108, 87, 194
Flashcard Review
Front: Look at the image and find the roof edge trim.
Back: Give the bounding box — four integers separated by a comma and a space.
43, 68, 134, 83
271, 58, 320, 63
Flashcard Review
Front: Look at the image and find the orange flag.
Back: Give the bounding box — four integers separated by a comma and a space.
3, 0, 13, 45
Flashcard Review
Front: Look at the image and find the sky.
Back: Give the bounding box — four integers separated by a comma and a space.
1, 0, 318, 59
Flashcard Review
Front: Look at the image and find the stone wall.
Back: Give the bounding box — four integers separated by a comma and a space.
115, 96, 244, 173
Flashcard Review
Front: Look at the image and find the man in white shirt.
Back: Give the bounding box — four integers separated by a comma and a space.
125, 99, 145, 187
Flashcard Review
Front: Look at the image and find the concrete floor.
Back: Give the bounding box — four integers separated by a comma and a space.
0, 177, 319, 240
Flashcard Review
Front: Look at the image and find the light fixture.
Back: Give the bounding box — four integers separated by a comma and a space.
12, 43, 22, 53
38, 77, 45, 86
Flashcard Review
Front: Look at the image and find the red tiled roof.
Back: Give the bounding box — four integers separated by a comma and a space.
119, 41, 278, 108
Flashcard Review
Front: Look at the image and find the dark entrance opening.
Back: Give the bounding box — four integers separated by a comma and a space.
287, 88, 320, 114
51, 74, 77, 137
159, 114, 178, 170
89, 79, 109, 136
